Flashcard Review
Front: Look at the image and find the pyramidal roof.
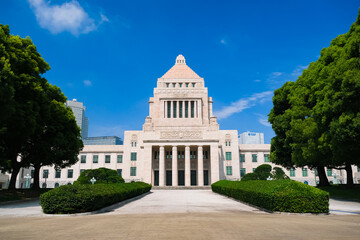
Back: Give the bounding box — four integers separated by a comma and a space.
161, 55, 201, 79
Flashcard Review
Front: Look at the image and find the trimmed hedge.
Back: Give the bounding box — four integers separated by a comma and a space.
40, 182, 151, 214
74, 168, 125, 185
212, 180, 329, 213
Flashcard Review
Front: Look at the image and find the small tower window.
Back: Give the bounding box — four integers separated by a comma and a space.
166, 83, 169, 88
173, 83, 176, 88
192, 83, 196, 87
186, 83, 189, 88
179, 83, 182, 88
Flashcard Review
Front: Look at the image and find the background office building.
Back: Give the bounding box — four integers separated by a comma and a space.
239, 131, 264, 144
66, 99, 89, 139
83, 136, 123, 145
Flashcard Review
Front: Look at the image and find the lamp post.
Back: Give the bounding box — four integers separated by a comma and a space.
24, 174, 31, 189
90, 177, 96, 185
333, 172, 337, 184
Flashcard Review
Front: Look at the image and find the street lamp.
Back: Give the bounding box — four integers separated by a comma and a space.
90, 177, 96, 185
333, 172, 337, 184
24, 174, 31, 189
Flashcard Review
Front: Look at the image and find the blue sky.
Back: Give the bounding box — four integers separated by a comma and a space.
1, 0, 359, 143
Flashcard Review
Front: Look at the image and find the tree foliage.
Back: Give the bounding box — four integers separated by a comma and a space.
268, 10, 360, 186
74, 168, 125, 185
242, 164, 272, 181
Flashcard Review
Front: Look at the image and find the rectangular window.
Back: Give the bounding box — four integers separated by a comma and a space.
172, 83, 176, 88
117, 169, 122, 177
240, 154, 245, 162
80, 169, 85, 174
226, 152, 232, 160
179, 101, 183, 118
179, 83, 182, 88
191, 101, 194, 118
55, 169, 61, 178
68, 169, 73, 178
327, 168, 332, 177
290, 168, 295, 177
252, 154, 257, 162
105, 155, 111, 163
130, 167, 136, 176
154, 151, 158, 159
182, 151, 185, 159
240, 168, 246, 177
315, 169, 318, 176
264, 154, 270, 162
253, 168, 256, 172
186, 83, 189, 88
226, 166, 232, 175
80, 155, 86, 163
31, 169, 34, 178
166, 83, 169, 88
358, 166, 360, 172
93, 155, 98, 163
173, 101, 177, 118
43, 169, 49, 178
131, 152, 137, 161
167, 101, 171, 118
302, 168, 308, 177
192, 83, 196, 87
117, 155, 123, 163
185, 101, 188, 118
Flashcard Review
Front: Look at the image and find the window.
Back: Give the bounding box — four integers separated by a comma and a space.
192, 83, 196, 87
55, 183, 59, 188
55, 169, 61, 178
358, 166, 360, 172
191, 101, 194, 118
290, 168, 295, 177
226, 152, 232, 160
186, 83, 189, 88
130, 167, 136, 176
327, 168, 332, 177
172, 83, 176, 88
31, 170, 34, 178
93, 155, 98, 163
80, 155, 86, 163
253, 168, 256, 172
252, 154, 257, 162
203, 151, 208, 159
264, 154, 270, 162
167, 101, 171, 118
179, 101, 183, 118
185, 101, 189, 118
315, 169, 318, 176
173, 101, 177, 118
42, 183, 47, 188
240, 168, 246, 177
67, 169, 73, 178
240, 154, 245, 162
302, 168, 308, 177
226, 166, 232, 175
117, 155, 123, 163
117, 169, 122, 177
179, 83, 182, 88
131, 152, 137, 161
80, 169, 85, 174
154, 151, 158, 159
166, 83, 169, 88
105, 155, 111, 163
43, 169, 49, 178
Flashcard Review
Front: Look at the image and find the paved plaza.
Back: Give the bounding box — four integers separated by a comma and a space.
0, 190, 360, 239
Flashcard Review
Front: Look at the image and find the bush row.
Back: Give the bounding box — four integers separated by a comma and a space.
211, 180, 329, 213
40, 182, 151, 214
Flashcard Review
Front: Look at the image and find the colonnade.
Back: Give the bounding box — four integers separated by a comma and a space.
163, 100, 202, 119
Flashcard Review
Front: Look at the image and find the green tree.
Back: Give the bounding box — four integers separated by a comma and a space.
271, 167, 289, 180
74, 168, 124, 185
241, 164, 272, 181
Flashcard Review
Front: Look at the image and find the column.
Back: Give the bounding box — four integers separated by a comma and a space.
185, 145, 191, 186
182, 101, 185, 118
164, 101, 167, 118
172, 146, 178, 186
210, 143, 220, 184
198, 146, 204, 186
198, 100, 202, 119
159, 146, 165, 186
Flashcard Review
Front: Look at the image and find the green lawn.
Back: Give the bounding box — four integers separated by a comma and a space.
0, 189, 50, 203
318, 184, 360, 202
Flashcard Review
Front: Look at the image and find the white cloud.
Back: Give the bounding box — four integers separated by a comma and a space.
254, 79, 261, 82
214, 91, 273, 120
266, 65, 309, 88
220, 39, 227, 45
256, 114, 272, 127
28, 0, 108, 35
83, 80, 92, 86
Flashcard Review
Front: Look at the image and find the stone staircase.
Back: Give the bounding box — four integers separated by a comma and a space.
152, 186, 211, 190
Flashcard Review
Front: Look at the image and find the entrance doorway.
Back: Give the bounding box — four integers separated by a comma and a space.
178, 170, 185, 186
204, 170, 209, 186
166, 171, 172, 186
154, 170, 159, 186
191, 170, 197, 186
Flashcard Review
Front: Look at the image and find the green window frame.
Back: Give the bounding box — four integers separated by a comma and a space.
43, 169, 49, 178
327, 168, 332, 177
93, 155, 98, 163
117, 155, 123, 163
117, 169, 122, 176
302, 168, 308, 177
290, 168, 295, 177
167, 101, 171, 118
264, 154, 270, 162
173, 101, 177, 118
253, 168, 256, 172
179, 101, 183, 118
240, 168, 246, 177
191, 101, 195, 118
226, 166, 232, 175
55, 169, 61, 178
80, 169, 85, 174
226, 152, 232, 160
315, 169, 318, 176
130, 167, 136, 176
252, 154, 257, 162
105, 155, 111, 163
67, 169, 73, 178
80, 155, 86, 163
185, 101, 189, 118
131, 152, 137, 161
240, 154, 245, 162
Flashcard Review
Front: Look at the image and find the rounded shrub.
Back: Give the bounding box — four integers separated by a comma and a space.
73, 167, 124, 185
